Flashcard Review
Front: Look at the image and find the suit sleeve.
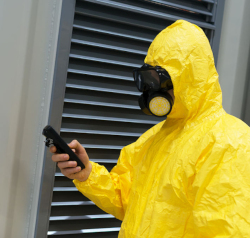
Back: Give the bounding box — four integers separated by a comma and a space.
74, 144, 137, 221
73, 120, 165, 221
192, 145, 250, 237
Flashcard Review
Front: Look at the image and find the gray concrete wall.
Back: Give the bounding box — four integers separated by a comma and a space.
217, 0, 250, 119
0, 0, 62, 237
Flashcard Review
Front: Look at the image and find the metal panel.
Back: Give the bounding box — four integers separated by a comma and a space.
35, 1, 76, 237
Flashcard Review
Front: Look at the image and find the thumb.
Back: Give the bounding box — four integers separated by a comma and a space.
68, 140, 89, 163
68, 140, 84, 153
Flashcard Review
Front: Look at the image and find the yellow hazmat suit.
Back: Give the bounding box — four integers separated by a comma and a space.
74, 20, 250, 237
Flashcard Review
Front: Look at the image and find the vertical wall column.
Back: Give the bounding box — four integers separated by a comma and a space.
0, 0, 62, 237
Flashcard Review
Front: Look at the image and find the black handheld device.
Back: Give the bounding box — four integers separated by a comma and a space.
42, 125, 85, 170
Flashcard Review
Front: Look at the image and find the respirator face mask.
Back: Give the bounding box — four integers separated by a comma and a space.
133, 64, 173, 117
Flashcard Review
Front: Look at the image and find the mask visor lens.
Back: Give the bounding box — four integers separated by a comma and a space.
134, 69, 161, 92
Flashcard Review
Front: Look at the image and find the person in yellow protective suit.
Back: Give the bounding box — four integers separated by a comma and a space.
51, 20, 250, 237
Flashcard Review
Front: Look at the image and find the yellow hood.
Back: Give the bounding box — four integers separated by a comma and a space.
74, 20, 250, 238
145, 20, 222, 122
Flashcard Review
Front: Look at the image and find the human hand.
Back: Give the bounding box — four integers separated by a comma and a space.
50, 140, 92, 182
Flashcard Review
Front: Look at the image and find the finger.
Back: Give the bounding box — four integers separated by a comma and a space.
68, 140, 86, 155
68, 140, 89, 164
50, 146, 57, 153
72, 149, 76, 153
62, 166, 81, 177
57, 160, 77, 169
52, 154, 69, 162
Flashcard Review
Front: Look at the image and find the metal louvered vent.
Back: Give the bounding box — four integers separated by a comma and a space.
37, 0, 225, 237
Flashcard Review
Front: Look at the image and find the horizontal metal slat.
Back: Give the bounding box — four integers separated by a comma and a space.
65, 87, 139, 108
48, 227, 120, 235
92, 159, 118, 163
67, 69, 134, 81
62, 113, 159, 125
66, 83, 140, 96
142, 0, 213, 16
75, 3, 167, 33
66, 72, 137, 93
54, 160, 118, 176
71, 39, 147, 55
64, 98, 140, 110
74, 10, 161, 33
51, 201, 94, 206
199, 0, 214, 3
55, 173, 64, 177
82, 144, 124, 150
63, 104, 154, 123
48, 217, 121, 233
74, 12, 158, 43
55, 161, 117, 177
50, 214, 114, 221
84, 0, 215, 30
73, 24, 152, 43
69, 56, 137, 79
53, 187, 78, 192
69, 54, 140, 68
60, 128, 141, 137
72, 22, 150, 52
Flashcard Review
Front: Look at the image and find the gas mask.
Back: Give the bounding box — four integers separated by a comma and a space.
133, 64, 173, 117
